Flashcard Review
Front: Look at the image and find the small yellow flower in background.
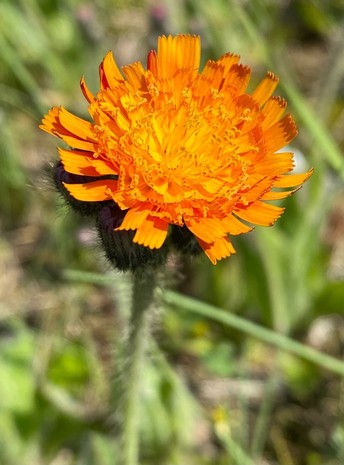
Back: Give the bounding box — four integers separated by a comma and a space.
212, 406, 230, 437
41, 35, 312, 265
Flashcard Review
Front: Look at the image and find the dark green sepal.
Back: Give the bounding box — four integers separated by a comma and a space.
170, 225, 202, 256
97, 205, 169, 271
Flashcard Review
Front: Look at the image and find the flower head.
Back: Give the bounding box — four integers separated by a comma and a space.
41, 35, 312, 265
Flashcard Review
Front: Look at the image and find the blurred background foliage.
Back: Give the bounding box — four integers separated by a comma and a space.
0, 0, 344, 464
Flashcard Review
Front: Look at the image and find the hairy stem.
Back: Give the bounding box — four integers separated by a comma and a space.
120, 268, 156, 465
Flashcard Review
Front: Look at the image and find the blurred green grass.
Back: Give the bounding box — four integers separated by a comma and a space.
1, 0, 344, 464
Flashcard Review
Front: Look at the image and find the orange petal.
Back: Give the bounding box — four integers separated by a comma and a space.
237, 177, 273, 204
60, 136, 97, 152
195, 178, 224, 196
255, 152, 295, 176
147, 50, 158, 75
63, 180, 117, 201
264, 114, 298, 153
185, 217, 228, 243
157, 34, 201, 80
198, 236, 236, 264
116, 207, 151, 231
251, 72, 279, 106
58, 107, 95, 141
122, 62, 146, 90
99, 51, 124, 89
261, 96, 287, 130
234, 201, 284, 226
274, 169, 314, 188
261, 189, 297, 200
58, 148, 117, 176
225, 64, 251, 94
133, 216, 169, 249
40, 107, 98, 151
40, 106, 60, 135
201, 60, 226, 89
80, 76, 94, 103
217, 52, 241, 75
222, 213, 253, 235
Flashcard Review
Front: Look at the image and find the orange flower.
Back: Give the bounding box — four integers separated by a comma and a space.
40, 35, 312, 264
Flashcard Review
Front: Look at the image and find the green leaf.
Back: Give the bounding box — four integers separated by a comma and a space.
0, 330, 35, 413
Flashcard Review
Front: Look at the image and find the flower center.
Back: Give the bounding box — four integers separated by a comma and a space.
95, 79, 263, 217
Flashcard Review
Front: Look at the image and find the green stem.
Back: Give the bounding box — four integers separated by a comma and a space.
163, 290, 344, 377
120, 268, 156, 465
63, 270, 344, 378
